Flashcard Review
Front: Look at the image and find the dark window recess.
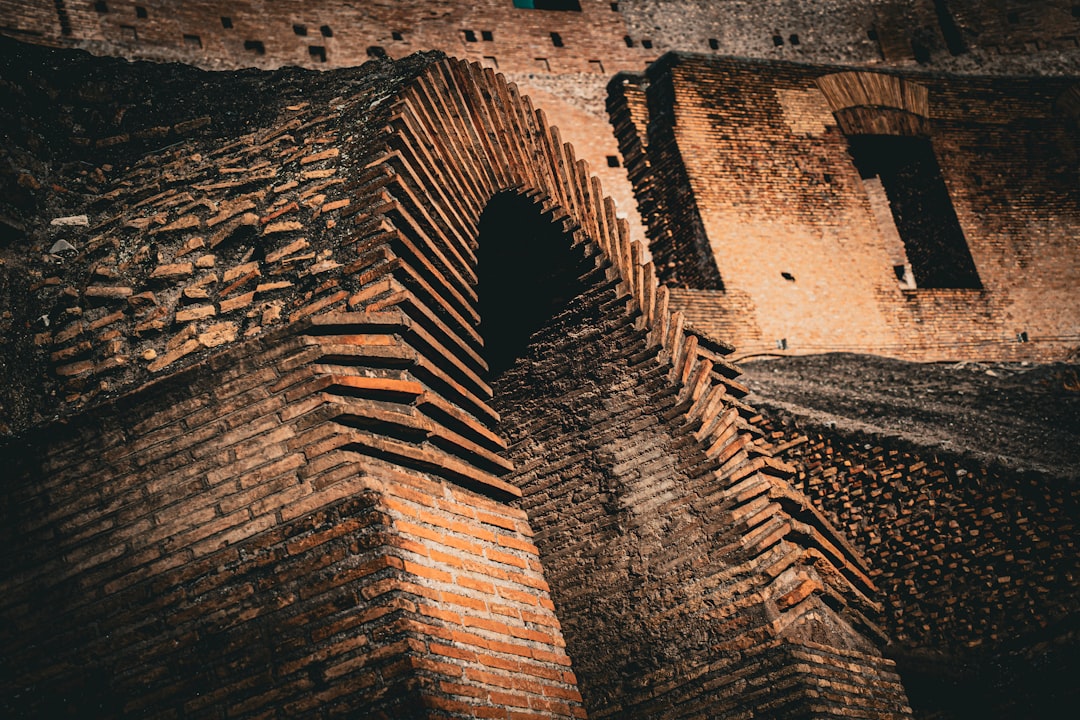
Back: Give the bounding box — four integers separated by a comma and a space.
550, 32, 564, 47
366, 46, 386, 58
934, 0, 967, 55
611, 2, 619, 10
848, 134, 980, 289
135, 5, 146, 18
789, 33, 800, 45
776, 338, 788, 350
624, 35, 634, 47
94, 1, 108, 13
1017, 331, 1029, 343
463, 29, 477, 42
641, 38, 653, 49
893, 265, 907, 282
606, 155, 620, 167
319, 25, 332, 37
1007, 11, 1019, 24
391, 31, 404, 41
911, 37, 931, 63
244, 39, 265, 54
481, 30, 494, 41
772, 34, 784, 47
867, 27, 878, 41
54, 0, 73, 36
220, 16, 232, 29
781, 271, 795, 282
513, 0, 582, 9
183, 33, 202, 49
708, 38, 719, 50
293, 24, 307, 36
310, 45, 327, 61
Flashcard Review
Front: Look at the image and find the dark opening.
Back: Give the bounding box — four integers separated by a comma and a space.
391, 31, 404, 41
605, 155, 620, 168
220, 16, 232, 29
789, 33, 800, 45
477, 193, 590, 377
183, 33, 202, 49
781, 271, 795, 282
135, 5, 146, 18
54, 0, 73, 35
773, 34, 784, 46
309, 45, 327, 62
463, 29, 477, 42
641, 38, 653, 49
119, 24, 136, 41
624, 35, 634, 47
848, 135, 980, 289
611, 2, 619, 10
367, 45, 387, 59
708, 38, 719, 50
319, 25, 333, 37
244, 39, 265, 54
867, 27, 878, 41
94, 1, 108, 13
933, 0, 967, 55
1017, 331, 1029, 343
911, 37, 931, 63
293, 23, 307, 36
482, 30, 494, 41
893, 265, 907, 282
513, 0, 582, 9
550, 32, 564, 47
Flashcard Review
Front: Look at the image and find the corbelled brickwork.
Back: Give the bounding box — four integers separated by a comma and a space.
750, 408, 1079, 719
610, 53, 1080, 362
2, 39, 913, 718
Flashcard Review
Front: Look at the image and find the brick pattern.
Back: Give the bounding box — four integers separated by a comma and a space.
612, 54, 1080, 362
2, 46, 914, 717
751, 408, 1080, 717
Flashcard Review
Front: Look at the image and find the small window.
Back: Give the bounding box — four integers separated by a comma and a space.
463, 29, 477, 42
482, 30, 494, 41
94, 1, 108, 13
513, 0, 582, 9
781, 272, 796, 282
611, 2, 619, 10
641, 38, 653, 49
1016, 331, 1029, 343
135, 5, 147, 18
550, 32, 564, 47
605, 155, 620, 167
867, 28, 878, 41
367, 45, 387, 58
221, 16, 233, 29
183, 34, 202, 49
293, 24, 307, 36
244, 39, 265, 54
310, 45, 327, 62
624, 35, 633, 47
391, 31, 404, 41
772, 34, 784, 47
319, 25, 332, 37
789, 33, 800, 45
708, 38, 719, 50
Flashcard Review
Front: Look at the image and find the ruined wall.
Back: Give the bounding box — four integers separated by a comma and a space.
611, 54, 1080, 362
1, 39, 915, 718
751, 408, 1080, 719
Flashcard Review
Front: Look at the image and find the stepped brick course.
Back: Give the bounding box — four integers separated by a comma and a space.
2, 40, 913, 718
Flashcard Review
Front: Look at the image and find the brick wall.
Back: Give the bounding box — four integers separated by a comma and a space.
1, 42, 914, 717
612, 54, 1080, 362
751, 408, 1080, 719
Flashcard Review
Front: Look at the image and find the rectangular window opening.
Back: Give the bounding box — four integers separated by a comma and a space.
550, 32, 564, 47
482, 55, 498, 68
513, 0, 582, 9
641, 38, 653, 49
708, 38, 719, 50
94, 1, 108, 13
309, 45, 327, 62
319, 25, 333, 37
481, 30, 494, 41
535, 57, 550, 71
135, 5, 146, 18
293, 23, 307, 36
849, 134, 980, 289
221, 16, 233, 29
463, 29, 477, 42
244, 39, 265, 54
183, 33, 202, 49
391, 31, 404, 41
606, 155, 620, 167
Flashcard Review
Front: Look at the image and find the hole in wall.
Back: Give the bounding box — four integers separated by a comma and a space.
611, 2, 619, 10
624, 35, 634, 47
481, 30, 494, 41
293, 24, 307, 36
310, 45, 327, 62
867, 27, 878, 41
244, 39, 265, 54
183, 34, 202, 49
463, 29, 477, 42
589, 59, 604, 72
550, 32, 564, 47
319, 25, 332, 37
391, 31, 404, 41
606, 155, 620, 167
94, 1, 108, 13
135, 5, 146, 18
513, 0, 582, 9
220, 16, 232, 29
789, 33, 800, 45
120, 24, 136, 41
781, 271, 795, 282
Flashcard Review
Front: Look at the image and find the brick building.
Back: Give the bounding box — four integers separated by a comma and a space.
0, 2, 1078, 719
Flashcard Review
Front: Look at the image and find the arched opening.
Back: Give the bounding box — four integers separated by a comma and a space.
476, 191, 592, 377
